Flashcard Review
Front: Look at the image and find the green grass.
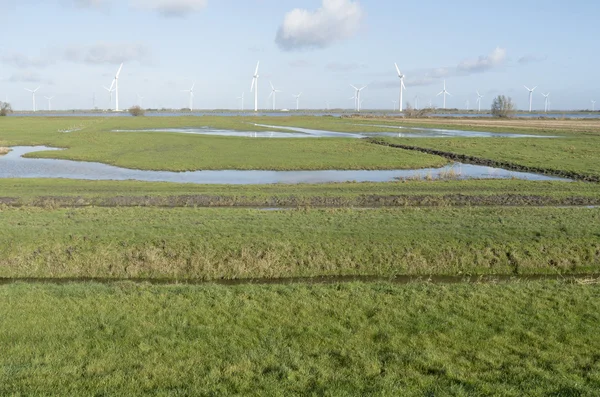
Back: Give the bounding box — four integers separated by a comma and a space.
0, 179, 598, 207
0, 116, 447, 171
1, 281, 599, 395
1, 207, 598, 279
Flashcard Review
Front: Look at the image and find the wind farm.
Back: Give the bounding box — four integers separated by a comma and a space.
1, 1, 599, 396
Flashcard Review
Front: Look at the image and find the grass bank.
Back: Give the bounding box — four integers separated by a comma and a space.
372, 135, 600, 179
0, 179, 598, 207
1, 281, 598, 395
1, 207, 598, 279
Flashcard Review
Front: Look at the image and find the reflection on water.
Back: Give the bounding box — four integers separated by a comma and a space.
0, 146, 570, 184
356, 125, 558, 138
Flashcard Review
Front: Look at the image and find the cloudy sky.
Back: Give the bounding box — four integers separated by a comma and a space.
1, 0, 598, 111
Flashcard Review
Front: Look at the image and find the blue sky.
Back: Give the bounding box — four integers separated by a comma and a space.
1, 0, 598, 111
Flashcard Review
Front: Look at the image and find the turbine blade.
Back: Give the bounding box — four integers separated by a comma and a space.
109, 79, 115, 91
447, 91, 453, 96
115, 63, 124, 79
394, 63, 401, 76
254, 61, 260, 75
270, 81, 274, 91
350, 84, 358, 90
524, 85, 530, 91
251, 78, 255, 92
532, 86, 538, 91
437, 91, 443, 96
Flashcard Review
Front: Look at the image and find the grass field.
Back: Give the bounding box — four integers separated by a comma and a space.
0, 116, 450, 171
2, 115, 599, 394
1, 206, 598, 279
1, 281, 599, 395
3, 115, 598, 174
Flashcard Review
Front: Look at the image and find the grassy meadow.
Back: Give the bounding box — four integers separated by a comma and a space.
1, 281, 599, 395
1, 206, 598, 279
1, 115, 599, 394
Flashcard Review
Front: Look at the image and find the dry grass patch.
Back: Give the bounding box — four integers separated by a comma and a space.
0, 147, 10, 156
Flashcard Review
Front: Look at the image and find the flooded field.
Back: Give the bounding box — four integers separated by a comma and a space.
0, 146, 569, 183
112, 124, 556, 139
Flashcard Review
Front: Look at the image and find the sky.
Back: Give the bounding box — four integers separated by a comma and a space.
1, 0, 599, 111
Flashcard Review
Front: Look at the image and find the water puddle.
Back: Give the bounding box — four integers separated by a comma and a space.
354, 124, 558, 138
0, 146, 569, 184
113, 124, 558, 139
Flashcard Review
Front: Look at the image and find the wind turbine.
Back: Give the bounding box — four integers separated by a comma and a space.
465, 99, 470, 111
182, 82, 195, 111
394, 63, 406, 112
250, 61, 260, 112
542, 93, 550, 113
524, 85, 537, 112
436, 80, 452, 109
113, 63, 124, 111
476, 91, 484, 112
268, 82, 282, 111
137, 93, 144, 108
350, 84, 367, 111
237, 92, 245, 111
391, 100, 397, 111
293, 92, 302, 110
591, 100, 596, 111
103, 80, 115, 109
24, 87, 41, 112
44, 96, 55, 111
414, 95, 419, 110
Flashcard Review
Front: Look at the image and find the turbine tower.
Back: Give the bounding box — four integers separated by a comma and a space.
524, 85, 537, 112
182, 82, 195, 111
113, 63, 124, 112
592, 100, 596, 111
24, 87, 41, 112
436, 80, 452, 109
391, 100, 397, 111
250, 62, 260, 112
414, 95, 419, 110
350, 84, 367, 112
476, 91, 484, 112
394, 63, 406, 112
137, 93, 144, 108
542, 93, 550, 113
237, 92, 245, 111
268, 82, 282, 111
293, 92, 302, 110
44, 96, 54, 111
465, 99, 470, 111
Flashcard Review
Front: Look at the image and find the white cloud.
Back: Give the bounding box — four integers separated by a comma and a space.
6, 71, 52, 84
518, 54, 547, 65
457, 47, 507, 73
62, 42, 151, 65
276, 0, 363, 51
131, 0, 208, 17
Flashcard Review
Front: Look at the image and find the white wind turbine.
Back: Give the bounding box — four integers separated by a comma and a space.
237, 92, 245, 111
350, 84, 367, 112
394, 63, 406, 112
524, 85, 537, 112
269, 82, 282, 111
113, 63, 124, 111
542, 92, 550, 113
476, 91, 484, 112
44, 96, 55, 111
391, 100, 397, 111
414, 95, 419, 110
250, 61, 260, 112
24, 87, 41, 112
103, 80, 115, 109
436, 80, 452, 109
465, 99, 470, 111
182, 82, 195, 111
137, 93, 144, 108
293, 92, 302, 110
591, 100, 596, 111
